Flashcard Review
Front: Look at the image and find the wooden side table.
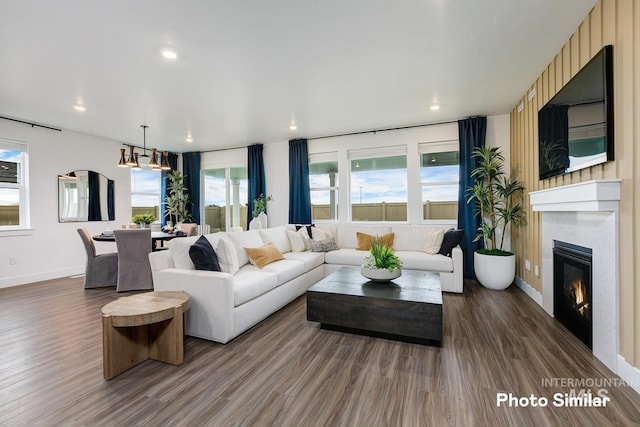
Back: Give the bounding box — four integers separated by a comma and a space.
101, 291, 190, 380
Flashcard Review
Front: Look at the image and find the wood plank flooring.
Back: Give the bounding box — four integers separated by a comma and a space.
1, 277, 639, 426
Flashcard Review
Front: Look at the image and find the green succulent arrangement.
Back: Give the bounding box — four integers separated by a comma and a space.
363, 236, 402, 272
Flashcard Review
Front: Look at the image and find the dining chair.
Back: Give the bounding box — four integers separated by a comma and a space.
77, 228, 118, 289
113, 229, 153, 292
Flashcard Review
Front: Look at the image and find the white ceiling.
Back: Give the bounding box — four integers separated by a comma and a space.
0, 0, 597, 153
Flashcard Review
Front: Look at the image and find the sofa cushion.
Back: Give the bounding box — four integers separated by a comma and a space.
439, 229, 465, 257
324, 248, 369, 266
356, 232, 394, 250
394, 251, 454, 272
168, 235, 202, 270
335, 224, 391, 249
189, 235, 221, 271
244, 242, 285, 268
423, 228, 445, 254
391, 226, 440, 252
239, 259, 306, 285
259, 226, 291, 253
286, 229, 310, 252
216, 236, 240, 274
283, 251, 325, 271
227, 230, 264, 267
233, 269, 279, 306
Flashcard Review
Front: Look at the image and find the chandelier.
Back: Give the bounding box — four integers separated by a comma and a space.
117, 125, 171, 171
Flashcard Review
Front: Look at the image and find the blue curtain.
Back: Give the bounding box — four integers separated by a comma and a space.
288, 139, 311, 224
107, 179, 115, 221
182, 152, 201, 224
160, 152, 179, 227
87, 170, 101, 221
458, 117, 486, 280
247, 144, 266, 226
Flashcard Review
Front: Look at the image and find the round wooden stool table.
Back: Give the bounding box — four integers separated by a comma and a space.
101, 291, 190, 380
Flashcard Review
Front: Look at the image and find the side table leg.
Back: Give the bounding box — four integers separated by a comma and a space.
149, 306, 184, 365
102, 315, 150, 380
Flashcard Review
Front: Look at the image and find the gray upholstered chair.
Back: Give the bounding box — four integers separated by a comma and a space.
113, 229, 153, 292
77, 228, 118, 289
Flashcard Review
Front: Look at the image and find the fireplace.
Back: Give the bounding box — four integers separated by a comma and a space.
553, 240, 592, 349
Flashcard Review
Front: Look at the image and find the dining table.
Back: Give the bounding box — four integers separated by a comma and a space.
92, 231, 185, 251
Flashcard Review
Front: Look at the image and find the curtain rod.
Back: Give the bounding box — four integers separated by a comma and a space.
0, 115, 62, 132
307, 119, 458, 141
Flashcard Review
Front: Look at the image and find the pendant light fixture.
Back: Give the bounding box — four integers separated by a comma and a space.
117, 125, 171, 171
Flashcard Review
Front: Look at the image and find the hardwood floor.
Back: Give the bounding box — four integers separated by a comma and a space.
1, 277, 639, 426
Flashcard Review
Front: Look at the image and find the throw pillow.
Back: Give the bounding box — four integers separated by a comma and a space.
244, 242, 285, 268
310, 237, 338, 252
356, 232, 395, 251
438, 228, 464, 257
216, 236, 240, 274
294, 224, 315, 239
286, 229, 310, 252
189, 235, 221, 271
423, 228, 445, 255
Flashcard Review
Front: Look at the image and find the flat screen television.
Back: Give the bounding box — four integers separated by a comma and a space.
538, 44, 614, 180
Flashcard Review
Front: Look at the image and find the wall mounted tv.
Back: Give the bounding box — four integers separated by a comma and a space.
538, 44, 614, 180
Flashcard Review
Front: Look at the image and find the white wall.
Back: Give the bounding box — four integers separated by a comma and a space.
0, 119, 131, 288
1, 114, 510, 288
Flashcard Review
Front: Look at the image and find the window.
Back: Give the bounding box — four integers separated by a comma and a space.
0, 138, 28, 230
131, 169, 161, 220
420, 141, 459, 221
203, 167, 248, 232
349, 147, 407, 222
309, 152, 338, 221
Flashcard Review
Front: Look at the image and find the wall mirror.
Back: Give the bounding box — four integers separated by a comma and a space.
58, 170, 115, 222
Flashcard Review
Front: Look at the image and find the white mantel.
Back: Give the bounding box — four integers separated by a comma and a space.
529, 179, 621, 212
529, 179, 621, 371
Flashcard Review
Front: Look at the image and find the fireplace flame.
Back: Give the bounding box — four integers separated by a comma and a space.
571, 279, 589, 316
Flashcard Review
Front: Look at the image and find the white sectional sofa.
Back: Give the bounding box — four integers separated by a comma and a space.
149, 224, 462, 344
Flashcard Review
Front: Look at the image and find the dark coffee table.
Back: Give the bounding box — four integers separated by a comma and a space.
306, 267, 442, 345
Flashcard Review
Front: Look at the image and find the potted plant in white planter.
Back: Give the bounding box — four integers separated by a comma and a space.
467, 146, 527, 290
250, 193, 273, 229
132, 213, 155, 228
361, 236, 403, 282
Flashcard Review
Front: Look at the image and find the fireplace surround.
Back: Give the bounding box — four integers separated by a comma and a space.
530, 179, 620, 371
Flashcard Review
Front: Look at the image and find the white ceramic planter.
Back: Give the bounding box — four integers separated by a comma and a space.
474, 251, 516, 290
361, 266, 402, 282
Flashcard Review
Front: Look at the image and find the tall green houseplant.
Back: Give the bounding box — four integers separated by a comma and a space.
466, 146, 527, 290
164, 170, 193, 226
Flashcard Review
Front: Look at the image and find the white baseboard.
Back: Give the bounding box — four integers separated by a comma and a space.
0, 267, 83, 289
617, 355, 640, 394
514, 276, 542, 306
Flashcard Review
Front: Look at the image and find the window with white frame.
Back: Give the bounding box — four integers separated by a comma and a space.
131, 169, 161, 220
0, 138, 28, 229
420, 141, 459, 221
309, 152, 338, 221
349, 146, 407, 222
203, 166, 248, 232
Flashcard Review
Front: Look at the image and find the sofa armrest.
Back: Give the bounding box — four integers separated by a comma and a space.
153, 268, 235, 343
449, 245, 463, 292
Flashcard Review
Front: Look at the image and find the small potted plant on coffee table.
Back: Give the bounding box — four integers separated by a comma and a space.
361, 236, 403, 282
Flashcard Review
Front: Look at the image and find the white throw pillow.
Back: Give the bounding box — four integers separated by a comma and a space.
216, 237, 239, 274
423, 228, 445, 254
259, 226, 292, 253
311, 227, 329, 240
286, 229, 310, 252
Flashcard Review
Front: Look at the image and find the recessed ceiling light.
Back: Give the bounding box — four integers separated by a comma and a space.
74, 105, 86, 112
186, 136, 193, 143
289, 123, 297, 131
430, 104, 440, 111
162, 49, 177, 60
